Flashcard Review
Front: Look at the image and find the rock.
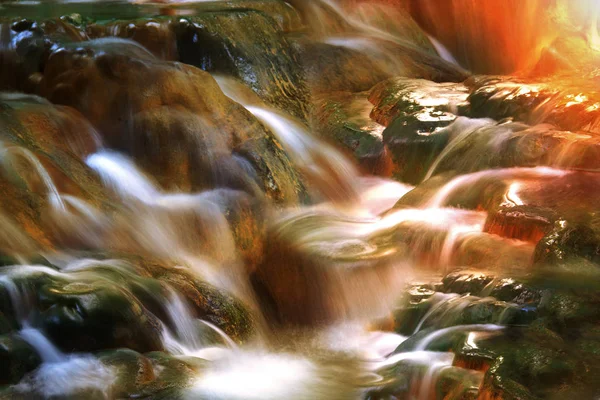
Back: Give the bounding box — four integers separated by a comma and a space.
157, 271, 254, 344
116, 255, 255, 344
174, 10, 309, 120
365, 78, 469, 183
298, 39, 468, 97
467, 76, 600, 134
311, 91, 392, 175
435, 366, 482, 400
382, 119, 450, 184
419, 117, 600, 179
368, 77, 469, 127
39, 40, 307, 204
538, 289, 600, 328
0, 16, 87, 92
534, 218, 600, 266
298, 40, 392, 94
484, 205, 558, 243
392, 284, 437, 335
0, 333, 41, 385
86, 18, 177, 60
170, 0, 303, 33
443, 271, 494, 295
475, 324, 590, 399
39, 277, 165, 353
254, 209, 406, 326
98, 349, 198, 399
0, 93, 109, 254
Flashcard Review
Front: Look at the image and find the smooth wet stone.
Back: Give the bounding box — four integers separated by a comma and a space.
253, 210, 406, 326
0, 16, 87, 92
311, 91, 392, 176
392, 285, 438, 335
40, 40, 307, 204
39, 277, 165, 353
435, 366, 482, 400
426, 117, 600, 178
86, 18, 177, 60
474, 324, 593, 400
169, 0, 304, 33
382, 118, 452, 185
365, 78, 469, 183
467, 76, 600, 134
174, 10, 309, 120
442, 271, 494, 295
0, 93, 110, 253
538, 289, 600, 329
368, 77, 469, 127
297, 40, 392, 94
0, 334, 41, 385
158, 271, 254, 344
442, 270, 543, 307
484, 205, 558, 243
534, 218, 600, 266
86, 255, 255, 344
98, 349, 198, 399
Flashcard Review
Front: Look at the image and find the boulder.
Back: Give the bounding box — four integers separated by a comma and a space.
311, 91, 392, 175
174, 10, 309, 120
39, 40, 307, 204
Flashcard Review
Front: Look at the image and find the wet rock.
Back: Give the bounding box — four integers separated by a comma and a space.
435, 366, 482, 400
467, 76, 600, 134
484, 205, 558, 243
442, 270, 543, 306
0, 16, 87, 92
170, 0, 303, 33
39, 40, 307, 204
416, 117, 600, 178
443, 271, 494, 295
39, 277, 165, 353
534, 218, 600, 266
98, 349, 198, 399
392, 284, 437, 335
311, 91, 392, 175
299, 39, 468, 97
174, 10, 309, 120
368, 77, 469, 127
0, 334, 41, 385
538, 289, 600, 329
105, 255, 254, 344
0, 93, 109, 253
254, 210, 406, 326
298, 40, 392, 94
381, 118, 450, 185
86, 18, 177, 60
475, 324, 592, 399
157, 270, 254, 344
366, 78, 468, 184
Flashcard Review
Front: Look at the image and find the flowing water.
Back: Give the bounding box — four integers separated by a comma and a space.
0, 0, 598, 399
